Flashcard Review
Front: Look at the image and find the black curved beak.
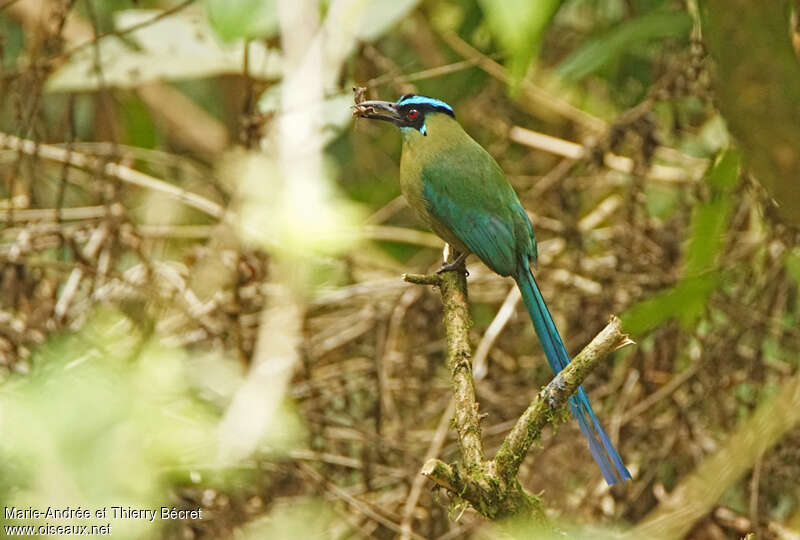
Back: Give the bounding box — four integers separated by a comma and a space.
353, 100, 402, 126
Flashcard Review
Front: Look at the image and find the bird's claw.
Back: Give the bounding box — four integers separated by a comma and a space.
436, 260, 469, 276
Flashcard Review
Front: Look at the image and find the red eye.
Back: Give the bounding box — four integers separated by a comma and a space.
407, 109, 419, 120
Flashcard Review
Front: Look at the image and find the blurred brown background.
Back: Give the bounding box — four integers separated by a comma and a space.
1, 0, 799, 538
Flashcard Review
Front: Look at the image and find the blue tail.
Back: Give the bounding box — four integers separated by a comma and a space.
515, 264, 631, 484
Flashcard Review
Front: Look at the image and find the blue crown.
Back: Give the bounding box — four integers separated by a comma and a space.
396, 95, 454, 117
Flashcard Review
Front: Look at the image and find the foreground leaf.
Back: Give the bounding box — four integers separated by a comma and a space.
47, 10, 281, 91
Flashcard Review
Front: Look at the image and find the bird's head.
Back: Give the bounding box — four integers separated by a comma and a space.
354, 94, 455, 138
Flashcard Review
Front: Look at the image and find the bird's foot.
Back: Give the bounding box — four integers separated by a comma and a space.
436, 252, 469, 276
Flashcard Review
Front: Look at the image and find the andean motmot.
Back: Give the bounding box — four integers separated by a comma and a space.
356, 94, 631, 484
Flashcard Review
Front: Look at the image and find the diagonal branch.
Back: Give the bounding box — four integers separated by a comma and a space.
404, 269, 634, 521
495, 316, 633, 480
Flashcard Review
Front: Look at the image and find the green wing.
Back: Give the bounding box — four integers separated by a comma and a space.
420, 143, 537, 277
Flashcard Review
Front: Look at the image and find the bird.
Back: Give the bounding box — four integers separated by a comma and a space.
356, 94, 631, 484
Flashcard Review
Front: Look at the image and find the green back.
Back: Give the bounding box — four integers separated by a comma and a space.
401, 114, 537, 277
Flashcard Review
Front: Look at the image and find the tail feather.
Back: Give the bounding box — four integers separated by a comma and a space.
515, 265, 631, 484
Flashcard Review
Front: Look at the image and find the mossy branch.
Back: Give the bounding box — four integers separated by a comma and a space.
404, 270, 633, 521
495, 317, 633, 479
406, 270, 484, 469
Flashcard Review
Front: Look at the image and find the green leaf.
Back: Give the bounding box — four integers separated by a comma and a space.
0, 311, 218, 536
47, 10, 281, 92
706, 147, 741, 191
257, 86, 355, 146
477, 0, 563, 85
621, 273, 719, 336
684, 199, 732, 276
557, 10, 692, 81
645, 184, 681, 220
621, 150, 740, 337
0, 17, 24, 69
785, 248, 800, 286
204, 0, 279, 41
119, 96, 159, 149
356, 0, 422, 42
685, 150, 740, 276
734, 381, 758, 404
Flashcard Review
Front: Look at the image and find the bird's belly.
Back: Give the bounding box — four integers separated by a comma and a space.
428, 218, 469, 255
400, 180, 470, 255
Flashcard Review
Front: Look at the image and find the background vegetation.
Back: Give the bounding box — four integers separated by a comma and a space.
1, 0, 799, 538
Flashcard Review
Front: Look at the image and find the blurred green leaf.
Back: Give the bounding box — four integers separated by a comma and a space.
720, 482, 750, 515
356, 0, 422, 42
0, 17, 24, 69
784, 247, 800, 287
621, 273, 719, 336
772, 491, 797, 521
204, 0, 279, 41
47, 10, 281, 92
477, 0, 563, 85
0, 311, 210, 537
645, 184, 681, 220
479, 512, 621, 540
119, 96, 159, 149
685, 150, 740, 276
622, 150, 740, 336
0, 308, 304, 537
679, 114, 731, 158
232, 148, 366, 257
734, 381, 757, 404
236, 499, 334, 539
705, 148, 741, 191
557, 11, 691, 81
761, 336, 795, 368
471, 302, 497, 331
258, 87, 355, 146
684, 199, 732, 275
